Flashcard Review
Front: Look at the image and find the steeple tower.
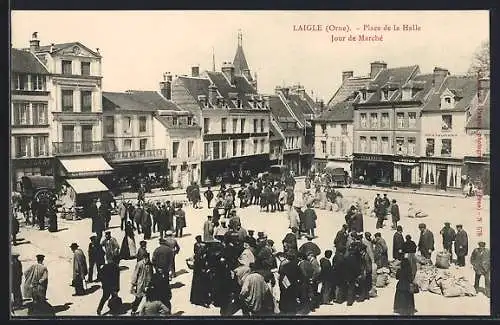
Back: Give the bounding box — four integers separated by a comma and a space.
233, 29, 252, 81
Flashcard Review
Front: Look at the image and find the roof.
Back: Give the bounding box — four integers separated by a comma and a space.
11, 48, 49, 74
155, 115, 200, 130
35, 42, 101, 58
269, 118, 285, 140
233, 45, 250, 78
315, 101, 354, 122
269, 95, 294, 120
408, 74, 435, 102
103, 91, 182, 112
177, 76, 211, 105
327, 77, 371, 107
362, 65, 419, 103
206, 71, 257, 108
466, 95, 490, 129
285, 94, 316, 126
421, 76, 478, 112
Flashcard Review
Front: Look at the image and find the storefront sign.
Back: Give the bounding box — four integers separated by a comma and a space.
354, 154, 391, 162
395, 157, 418, 163
424, 133, 458, 137
13, 158, 54, 169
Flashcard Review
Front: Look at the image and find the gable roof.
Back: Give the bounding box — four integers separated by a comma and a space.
35, 42, 101, 58
11, 48, 49, 74
315, 101, 354, 122
285, 93, 315, 127
466, 94, 490, 129
361, 65, 419, 103
176, 75, 211, 104
269, 117, 285, 141
233, 45, 250, 77
421, 76, 477, 112
206, 71, 257, 108
327, 77, 371, 107
269, 94, 294, 121
102, 91, 182, 112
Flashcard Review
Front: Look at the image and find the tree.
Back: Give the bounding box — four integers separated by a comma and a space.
467, 40, 490, 78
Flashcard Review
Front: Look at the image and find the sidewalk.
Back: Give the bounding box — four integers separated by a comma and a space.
118, 184, 242, 201
350, 184, 490, 200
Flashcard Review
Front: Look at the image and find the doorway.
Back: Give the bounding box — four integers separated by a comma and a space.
437, 167, 447, 190
401, 166, 411, 185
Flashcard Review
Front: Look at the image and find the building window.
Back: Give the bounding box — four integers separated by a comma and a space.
341, 141, 346, 156
13, 102, 30, 125
105, 116, 114, 134
241, 139, 245, 155
172, 116, 178, 126
80, 91, 92, 112
33, 75, 46, 91
370, 113, 378, 128
81, 62, 91, 76
124, 139, 132, 151
441, 139, 452, 156
139, 116, 147, 133
13, 74, 29, 90
241, 119, 245, 133
445, 97, 451, 104
396, 113, 405, 128
232, 140, 238, 157
341, 123, 348, 135
32, 136, 48, 157
221, 141, 227, 158
321, 140, 326, 154
360, 136, 367, 152
253, 119, 258, 133
172, 141, 180, 158
382, 89, 389, 100
62, 60, 72, 75
62, 90, 74, 112
15, 136, 31, 158
260, 139, 265, 153
484, 134, 490, 154
370, 137, 378, 153
321, 124, 327, 134
261, 119, 265, 132
381, 113, 390, 128
187, 116, 193, 125
204, 143, 211, 160
232, 119, 238, 133
408, 112, 417, 128
441, 115, 452, 130
213, 142, 220, 159
221, 118, 227, 134
33, 103, 48, 125
381, 137, 389, 154
395, 137, 405, 154
360, 113, 367, 128
408, 137, 416, 155
253, 140, 258, 154
188, 141, 194, 158
139, 139, 147, 151
426, 138, 435, 157
204, 118, 210, 134
361, 90, 367, 101
330, 142, 336, 156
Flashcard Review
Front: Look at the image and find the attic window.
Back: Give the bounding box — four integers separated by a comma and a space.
445, 97, 451, 104
361, 90, 367, 101
382, 89, 389, 100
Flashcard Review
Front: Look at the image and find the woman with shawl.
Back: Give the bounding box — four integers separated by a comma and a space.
120, 221, 137, 260
190, 236, 211, 307
393, 258, 416, 315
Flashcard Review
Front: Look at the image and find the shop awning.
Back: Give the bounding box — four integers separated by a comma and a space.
66, 178, 109, 194
393, 162, 419, 167
59, 156, 113, 176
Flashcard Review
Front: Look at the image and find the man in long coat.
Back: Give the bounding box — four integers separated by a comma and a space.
303, 204, 317, 238
70, 243, 88, 296
90, 200, 105, 242
141, 208, 152, 240
23, 254, 48, 302
11, 252, 23, 308
454, 224, 468, 267
334, 224, 349, 253
470, 241, 490, 297
392, 226, 405, 260
390, 199, 400, 230
88, 233, 105, 283
417, 223, 434, 259
152, 238, 174, 274
203, 215, 215, 242
133, 204, 144, 234
101, 231, 120, 264
351, 208, 364, 233
440, 222, 456, 262
118, 200, 129, 231
373, 233, 388, 268
130, 252, 153, 314
164, 231, 180, 278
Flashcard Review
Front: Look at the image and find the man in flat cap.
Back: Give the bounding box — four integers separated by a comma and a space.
70, 243, 88, 296
470, 241, 490, 297
454, 225, 468, 267
440, 222, 456, 263
417, 223, 434, 260
23, 254, 48, 303
11, 251, 23, 308
88, 233, 105, 283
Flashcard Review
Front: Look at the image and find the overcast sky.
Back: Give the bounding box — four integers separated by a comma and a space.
11, 10, 489, 101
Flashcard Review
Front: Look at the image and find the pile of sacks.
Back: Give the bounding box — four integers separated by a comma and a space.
414, 265, 477, 297
375, 267, 391, 288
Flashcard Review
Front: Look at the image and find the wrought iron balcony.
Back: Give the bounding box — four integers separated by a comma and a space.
52, 141, 109, 156
104, 149, 167, 162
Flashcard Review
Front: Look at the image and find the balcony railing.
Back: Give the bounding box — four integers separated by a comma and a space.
53, 141, 109, 155
105, 149, 167, 162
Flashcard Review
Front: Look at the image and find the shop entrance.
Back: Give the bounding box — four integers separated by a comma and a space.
437, 166, 448, 190
401, 166, 412, 185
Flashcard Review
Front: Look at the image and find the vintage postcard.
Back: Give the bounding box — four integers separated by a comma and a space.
10, 10, 490, 317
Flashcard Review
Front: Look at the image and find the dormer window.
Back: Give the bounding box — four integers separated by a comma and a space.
361, 90, 367, 101
382, 89, 389, 100
445, 97, 451, 104
237, 99, 242, 108
440, 89, 456, 109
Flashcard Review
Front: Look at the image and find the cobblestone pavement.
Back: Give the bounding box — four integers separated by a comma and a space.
11, 179, 490, 316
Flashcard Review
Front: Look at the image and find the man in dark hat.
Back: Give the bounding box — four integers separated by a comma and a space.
319, 250, 333, 304
390, 199, 400, 230
96, 256, 120, 315
23, 254, 48, 303
334, 224, 349, 253
392, 225, 405, 260
152, 238, 174, 276
204, 186, 214, 209
440, 222, 456, 262
454, 225, 468, 267
101, 231, 120, 264
374, 194, 385, 229
137, 240, 148, 262
417, 223, 434, 259
381, 193, 390, 215
471, 241, 490, 296
11, 252, 23, 308
70, 243, 88, 296
88, 233, 105, 283
164, 230, 180, 278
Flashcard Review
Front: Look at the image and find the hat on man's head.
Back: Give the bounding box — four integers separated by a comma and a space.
456, 224, 463, 228
418, 223, 426, 229
159, 238, 167, 244
444, 222, 451, 226
478, 241, 486, 247
396, 225, 403, 232
166, 230, 174, 236
392, 199, 396, 203
36, 254, 45, 260
140, 240, 147, 246
195, 235, 202, 241
105, 230, 111, 235
90, 233, 97, 239
383, 193, 387, 196
70, 243, 79, 249
257, 231, 266, 238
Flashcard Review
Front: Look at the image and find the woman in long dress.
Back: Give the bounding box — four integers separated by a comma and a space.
190, 236, 210, 307
120, 221, 137, 260
393, 258, 416, 315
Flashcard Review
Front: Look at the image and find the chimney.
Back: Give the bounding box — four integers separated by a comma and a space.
221, 61, 235, 84
478, 77, 490, 103
50, 43, 55, 53
29, 32, 40, 53
432, 67, 449, 88
159, 72, 172, 100
370, 61, 387, 79
342, 71, 354, 81
191, 66, 200, 77
282, 87, 290, 98
275, 86, 282, 95
208, 84, 218, 107
242, 68, 251, 80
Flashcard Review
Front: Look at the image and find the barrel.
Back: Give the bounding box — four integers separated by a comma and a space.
435, 251, 451, 269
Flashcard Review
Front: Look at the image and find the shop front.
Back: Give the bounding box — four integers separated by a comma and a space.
102, 159, 169, 192
393, 157, 420, 188
353, 153, 393, 186
11, 157, 55, 190
201, 154, 270, 185
420, 157, 464, 193
283, 150, 301, 176
463, 156, 490, 195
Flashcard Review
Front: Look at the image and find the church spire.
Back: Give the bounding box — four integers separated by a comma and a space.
238, 29, 243, 47
233, 29, 251, 80
212, 47, 215, 72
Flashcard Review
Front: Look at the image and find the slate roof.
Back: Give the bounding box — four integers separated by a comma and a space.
102, 91, 183, 112
421, 76, 477, 112
11, 48, 49, 74
285, 94, 316, 127
206, 71, 257, 108
362, 65, 419, 103
327, 77, 371, 107
466, 94, 490, 129
269, 118, 285, 141
233, 45, 250, 78
176, 76, 211, 105
315, 101, 354, 122
269, 95, 294, 121
405, 73, 435, 102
